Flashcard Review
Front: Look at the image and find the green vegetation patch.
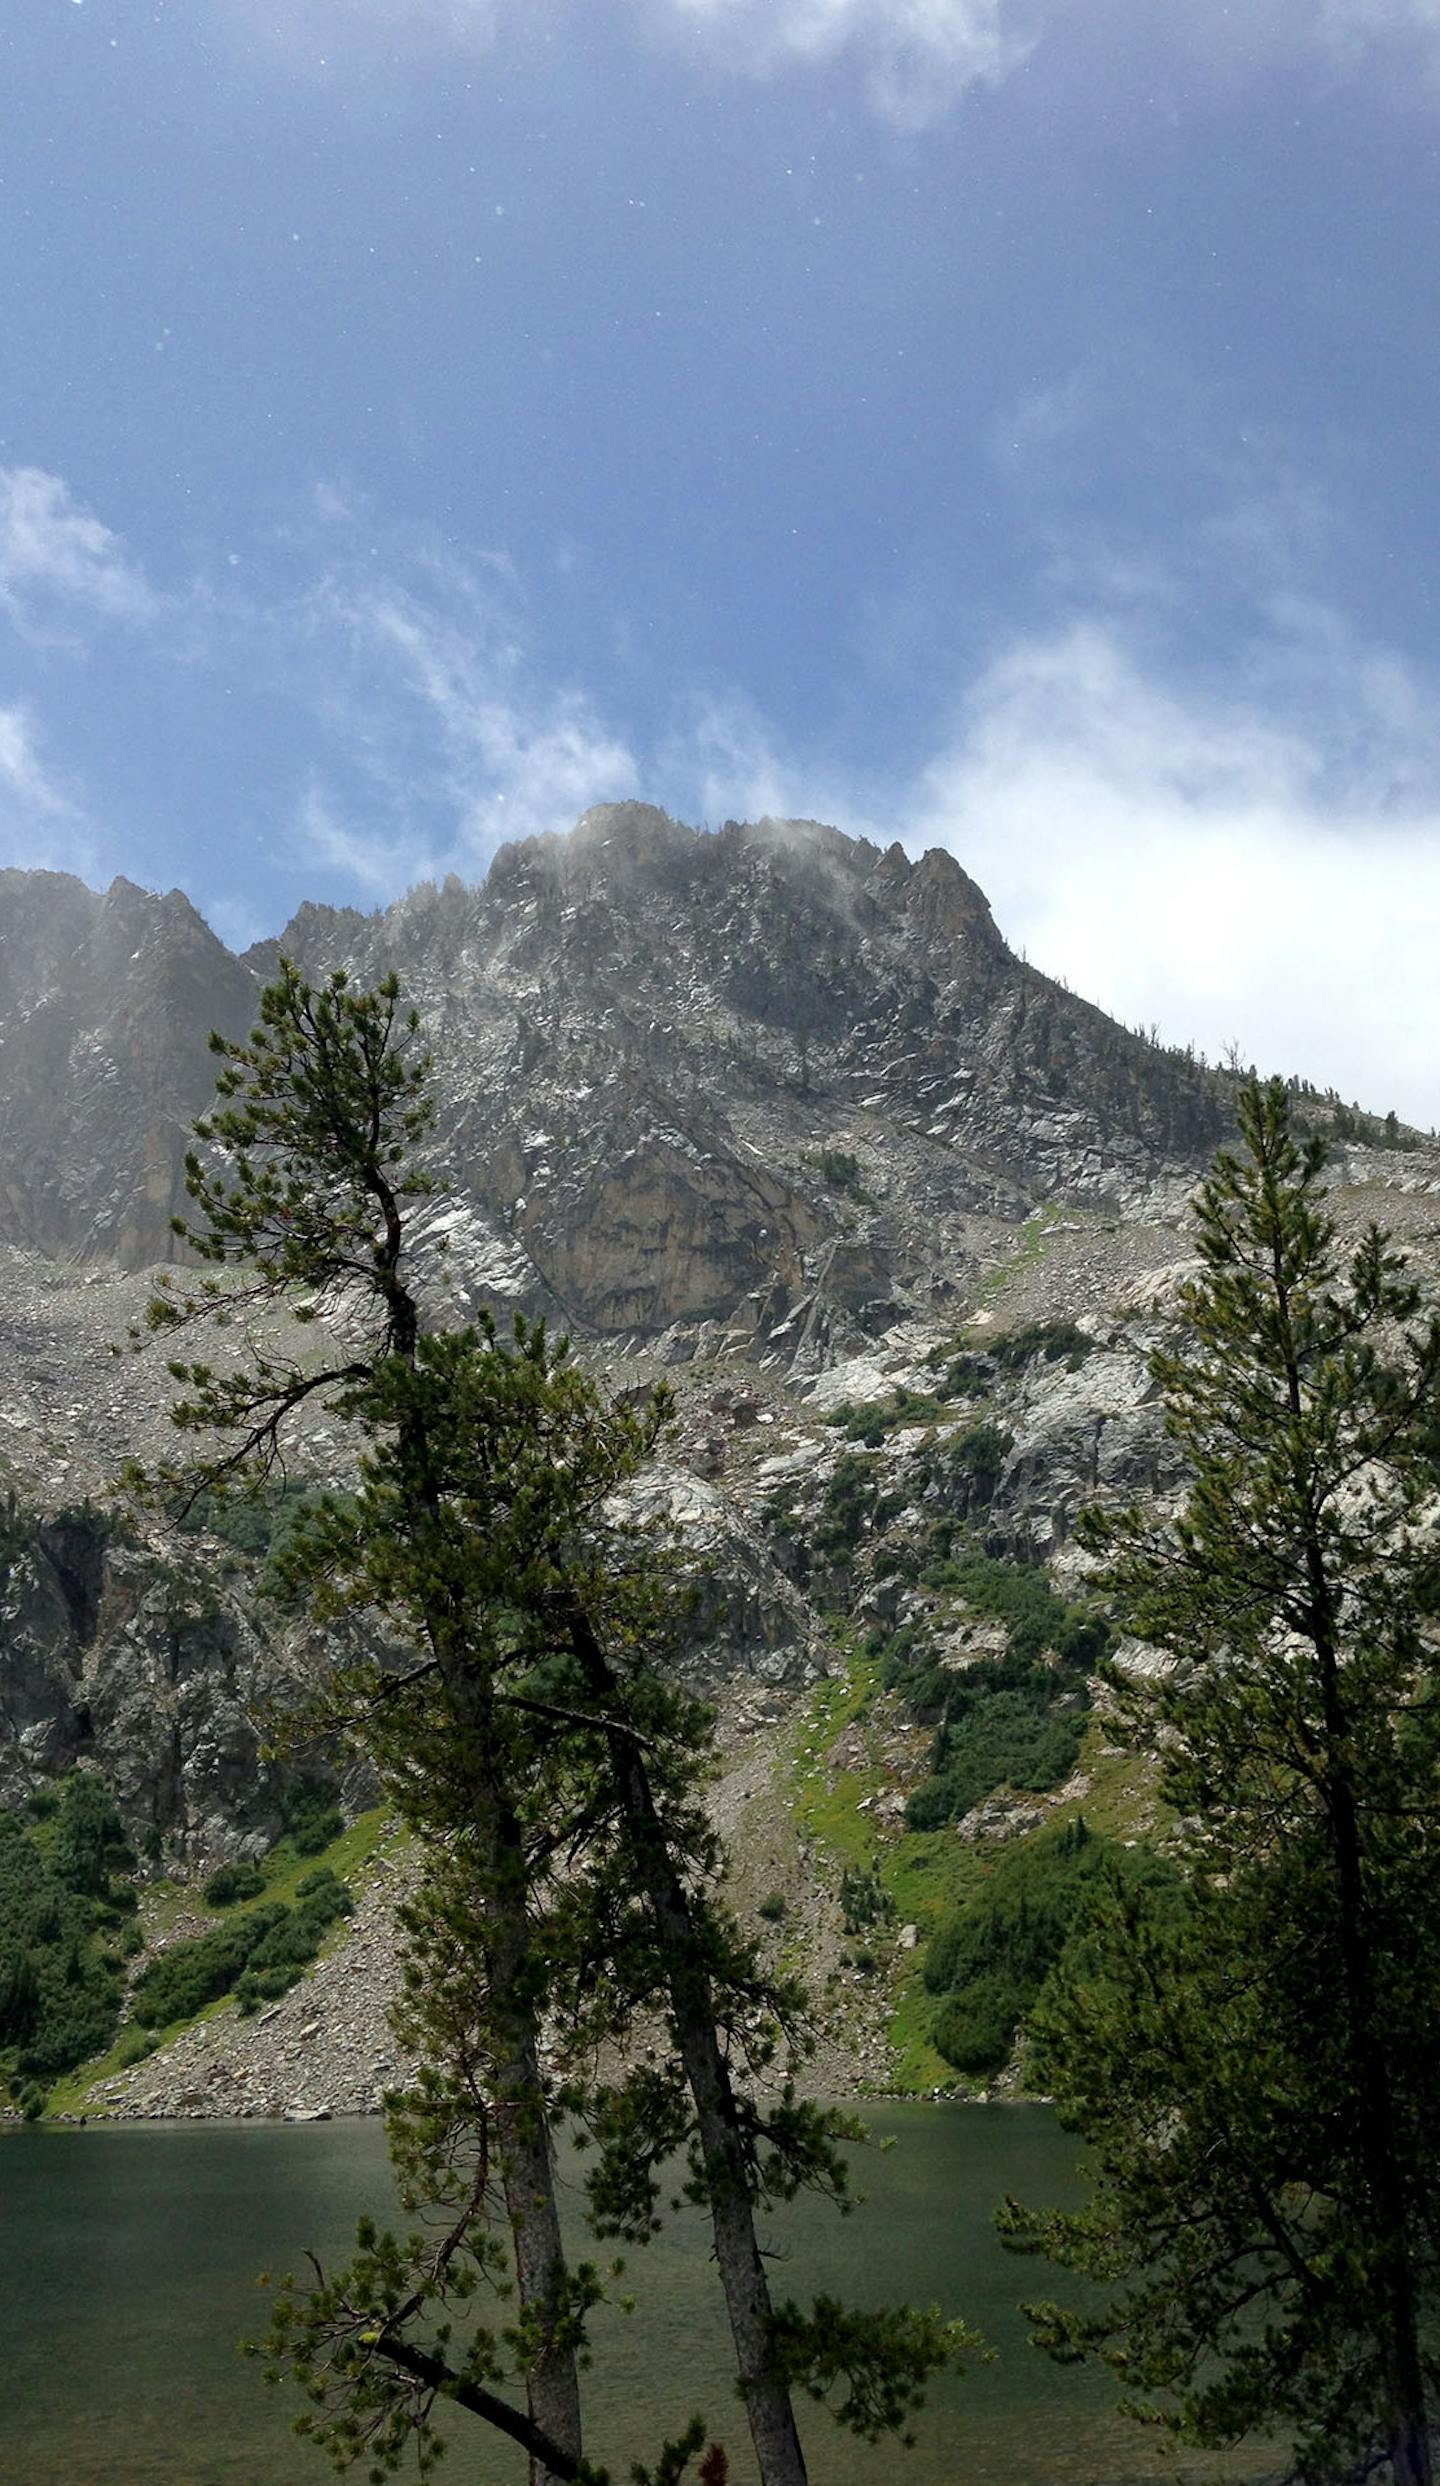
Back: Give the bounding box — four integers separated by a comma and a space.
130, 1866, 352, 2027
173, 1480, 358, 1609
279, 1773, 344, 1856
786, 1648, 1172, 2094
987, 1318, 1096, 1373
926, 1316, 1094, 1401
173, 1482, 301, 1556
203, 1859, 266, 1907
839, 1864, 895, 1934
904, 1692, 1086, 1833
808, 1146, 869, 1198
826, 1388, 942, 1446
0, 1772, 135, 2111
862, 1549, 1109, 1832
813, 1452, 904, 1568
923, 1816, 1182, 2077
44, 1806, 394, 2118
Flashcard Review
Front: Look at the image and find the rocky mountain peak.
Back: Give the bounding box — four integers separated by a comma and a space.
0, 810, 1228, 1334
0, 867, 260, 1266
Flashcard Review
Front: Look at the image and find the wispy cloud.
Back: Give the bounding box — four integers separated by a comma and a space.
0, 468, 156, 638
290, 547, 637, 894
1315, 0, 1440, 74
0, 701, 97, 875
270, 481, 1440, 1128
910, 612, 1440, 1127
222, 0, 1030, 118
656, 688, 812, 828
638, 0, 1033, 124
0, 703, 72, 820
216, 0, 1440, 117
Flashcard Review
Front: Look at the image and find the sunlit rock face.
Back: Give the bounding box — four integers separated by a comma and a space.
0, 812, 1224, 1339
0, 869, 260, 1268
252, 803, 1225, 1347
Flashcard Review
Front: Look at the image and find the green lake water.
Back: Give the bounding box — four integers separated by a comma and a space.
1, 2104, 1265, 2486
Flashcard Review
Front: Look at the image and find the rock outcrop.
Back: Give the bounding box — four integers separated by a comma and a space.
0, 871, 260, 1265
0, 1500, 295, 1858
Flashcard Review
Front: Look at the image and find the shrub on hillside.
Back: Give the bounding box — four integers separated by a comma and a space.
988, 1320, 1095, 1373
924, 1818, 1180, 2075
0, 1778, 131, 2085
131, 1870, 352, 2031
204, 1859, 266, 1908
280, 1775, 344, 1856
904, 1693, 1085, 1831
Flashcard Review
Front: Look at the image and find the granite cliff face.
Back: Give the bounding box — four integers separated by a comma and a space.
0, 870, 258, 1267
0, 809, 1225, 1342
0, 1499, 292, 1857
262, 805, 1227, 1349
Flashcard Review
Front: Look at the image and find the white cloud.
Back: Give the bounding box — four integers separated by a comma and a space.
294, 558, 638, 893
656, 689, 812, 827
0, 468, 156, 635
638, 0, 1032, 123
910, 617, 1440, 1128
1317, 0, 1440, 68
215, 0, 1440, 117
279, 507, 1440, 1128
0, 704, 71, 821
222, 0, 1029, 117
0, 701, 97, 876
295, 781, 438, 902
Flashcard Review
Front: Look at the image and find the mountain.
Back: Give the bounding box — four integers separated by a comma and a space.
0, 807, 1226, 1350
3, 805, 1437, 2115
269, 805, 1230, 1344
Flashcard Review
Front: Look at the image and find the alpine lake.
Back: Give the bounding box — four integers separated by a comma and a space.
0, 2100, 1280, 2486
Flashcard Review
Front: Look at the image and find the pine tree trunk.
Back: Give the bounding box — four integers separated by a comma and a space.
645, 1862, 812, 2486
1277, 1245, 1434, 2486
568, 1613, 810, 2486
396, 1322, 587, 2486
1307, 1559, 1432, 2486
497, 2038, 585, 2486
435, 1643, 585, 2486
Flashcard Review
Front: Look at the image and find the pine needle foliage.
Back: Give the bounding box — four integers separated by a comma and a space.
1000, 1076, 1440, 2486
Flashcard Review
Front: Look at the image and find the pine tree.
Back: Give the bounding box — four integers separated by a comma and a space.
144, 961, 967, 2486
1001, 1077, 1440, 2486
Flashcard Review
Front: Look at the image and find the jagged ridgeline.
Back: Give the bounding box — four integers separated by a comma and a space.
0, 806, 1434, 2113
0, 805, 1226, 1301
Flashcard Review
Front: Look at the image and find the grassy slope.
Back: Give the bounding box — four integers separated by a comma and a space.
789, 1652, 1161, 2093
45, 1806, 393, 2117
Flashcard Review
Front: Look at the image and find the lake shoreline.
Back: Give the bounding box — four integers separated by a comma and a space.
17, 2082, 1050, 2129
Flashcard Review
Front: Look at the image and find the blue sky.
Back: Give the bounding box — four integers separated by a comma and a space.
3, 0, 1440, 1120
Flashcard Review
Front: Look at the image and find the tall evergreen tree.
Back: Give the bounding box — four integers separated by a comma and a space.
1001, 1077, 1440, 2486
145, 961, 965, 2486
